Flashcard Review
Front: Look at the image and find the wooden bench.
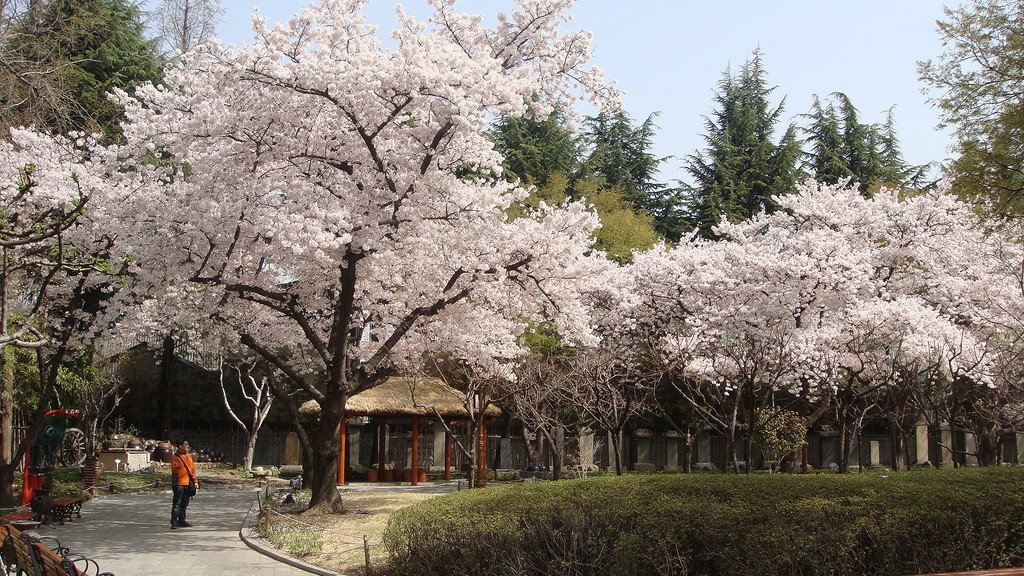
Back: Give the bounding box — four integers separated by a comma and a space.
0, 521, 112, 576
1, 511, 38, 524
1, 523, 44, 576
49, 498, 83, 526
29, 541, 67, 576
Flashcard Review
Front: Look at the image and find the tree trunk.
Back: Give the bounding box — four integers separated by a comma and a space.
744, 400, 755, 474
551, 425, 564, 480
0, 463, 15, 507
305, 395, 346, 513
243, 431, 256, 471
889, 420, 906, 470
159, 334, 176, 438
521, 425, 542, 468
976, 424, 1000, 466
0, 351, 11, 468
465, 418, 479, 489
610, 430, 623, 475
838, 419, 850, 473
0, 250, 11, 468
681, 429, 692, 472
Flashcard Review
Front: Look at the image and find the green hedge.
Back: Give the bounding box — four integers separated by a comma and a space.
381, 468, 1024, 576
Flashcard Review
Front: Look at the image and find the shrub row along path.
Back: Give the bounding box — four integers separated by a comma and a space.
31, 486, 319, 576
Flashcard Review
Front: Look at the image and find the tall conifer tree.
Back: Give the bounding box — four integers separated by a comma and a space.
0, 0, 163, 140
580, 107, 686, 241
685, 50, 800, 239
489, 108, 580, 188
802, 93, 930, 195
803, 96, 850, 184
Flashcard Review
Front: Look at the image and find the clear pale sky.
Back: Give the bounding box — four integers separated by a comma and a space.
178, 1, 963, 185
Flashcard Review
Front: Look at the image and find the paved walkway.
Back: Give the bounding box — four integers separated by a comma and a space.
26, 486, 324, 576
25, 481, 465, 576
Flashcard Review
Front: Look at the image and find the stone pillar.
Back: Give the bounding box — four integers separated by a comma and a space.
914, 418, 929, 465
432, 424, 446, 471
578, 429, 594, 469
635, 432, 652, 464
697, 429, 711, 464
665, 435, 679, 468
607, 430, 616, 471
940, 424, 954, 466
1016, 433, 1024, 465
498, 437, 512, 470
869, 440, 881, 467
347, 420, 362, 468
820, 436, 837, 468
284, 432, 301, 466
964, 433, 978, 466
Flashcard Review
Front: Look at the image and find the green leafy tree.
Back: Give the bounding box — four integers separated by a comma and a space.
574, 179, 658, 264
0, 0, 163, 140
684, 50, 801, 239
918, 0, 1024, 214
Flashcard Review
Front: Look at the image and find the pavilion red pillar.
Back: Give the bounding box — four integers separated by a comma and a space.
377, 420, 387, 482
337, 418, 347, 485
477, 413, 487, 487
411, 416, 420, 486
444, 428, 451, 481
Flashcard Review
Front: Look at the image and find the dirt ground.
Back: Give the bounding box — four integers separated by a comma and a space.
261, 483, 445, 575
190, 466, 446, 575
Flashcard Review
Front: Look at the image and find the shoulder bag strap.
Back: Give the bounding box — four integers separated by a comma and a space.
176, 454, 196, 484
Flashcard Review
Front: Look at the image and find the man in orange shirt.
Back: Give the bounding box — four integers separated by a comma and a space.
170, 440, 199, 528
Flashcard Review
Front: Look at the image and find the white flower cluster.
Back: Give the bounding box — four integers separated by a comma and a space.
591, 179, 1021, 412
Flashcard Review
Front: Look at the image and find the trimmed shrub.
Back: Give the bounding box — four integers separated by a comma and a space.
381, 468, 1024, 576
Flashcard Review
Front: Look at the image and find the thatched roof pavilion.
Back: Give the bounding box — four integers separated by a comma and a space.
298, 376, 501, 419
300, 377, 500, 486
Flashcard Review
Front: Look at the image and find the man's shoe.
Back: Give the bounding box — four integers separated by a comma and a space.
179, 522, 193, 528
170, 524, 177, 529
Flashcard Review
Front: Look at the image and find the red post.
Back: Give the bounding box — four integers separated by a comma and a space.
337, 418, 347, 485
477, 413, 487, 487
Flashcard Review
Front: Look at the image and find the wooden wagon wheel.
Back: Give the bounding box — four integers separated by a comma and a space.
58, 428, 87, 468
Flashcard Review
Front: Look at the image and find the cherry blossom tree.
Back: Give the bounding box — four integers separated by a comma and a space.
0, 128, 132, 504
554, 346, 656, 475
507, 351, 573, 473
115, 0, 610, 511
597, 178, 1018, 473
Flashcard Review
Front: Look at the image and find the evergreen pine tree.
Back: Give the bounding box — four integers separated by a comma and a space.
488, 108, 580, 188
580, 107, 686, 241
801, 94, 932, 195
876, 108, 931, 190
685, 51, 800, 239
803, 96, 850, 184
1, 0, 164, 140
